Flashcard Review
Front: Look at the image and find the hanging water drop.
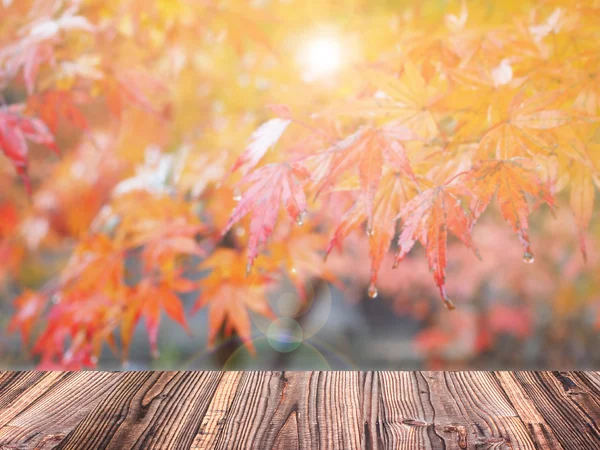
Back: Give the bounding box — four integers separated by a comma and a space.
393, 246, 402, 268
233, 189, 242, 201
368, 283, 378, 299
443, 298, 456, 310
296, 210, 307, 226
523, 252, 535, 264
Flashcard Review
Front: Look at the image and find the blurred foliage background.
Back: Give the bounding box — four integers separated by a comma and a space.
1, 0, 599, 370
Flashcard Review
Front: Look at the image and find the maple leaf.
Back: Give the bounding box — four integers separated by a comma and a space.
114, 201, 206, 272
8, 290, 47, 344
393, 184, 477, 309
224, 163, 309, 271
266, 104, 292, 120
231, 117, 291, 174
193, 249, 274, 350
313, 126, 418, 233
0, 107, 58, 193
326, 172, 415, 295
28, 90, 90, 134
0, 200, 18, 237
466, 159, 555, 261
32, 290, 121, 370
214, 7, 275, 56
270, 229, 336, 300
474, 90, 580, 161
104, 69, 166, 119
570, 57, 600, 115
0, 200, 23, 284
323, 62, 443, 141
21, 43, 55, 94
570, 163, 595, 261
140, 224, 205, 269
122, 278, 190, 358
111, 192, 205, 240
58, 234, 124, 294
0, 5, 93, 91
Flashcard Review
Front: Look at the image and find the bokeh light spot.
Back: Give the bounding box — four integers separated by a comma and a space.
267, 317, 304, 353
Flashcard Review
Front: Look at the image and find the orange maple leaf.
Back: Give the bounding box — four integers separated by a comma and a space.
570, 163, 595, 261
8, 290, 47, 344
122, 278, 191, 359
313, 126, 418, 233
466, 158, 555, 261
326, 172, 415, 295
474, 90, 578, 160
193, 249, 275, 351
394, 184, 477, 309
224, 163, 309, 271
270, 228, 337, 300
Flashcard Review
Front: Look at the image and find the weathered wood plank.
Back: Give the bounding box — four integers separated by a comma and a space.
0, 372, 16, 389
576, 371, 600, 394
510, 372, 600, 450
377, 372, 537, 450
191, 371, 243, 449
495, 372, 565, 450
55, 372, 222, 450
444, 372, 536, 449
0, 371, 598, 450
376, 372, 440, 450
200, 372, 365, 449
0, 372, 52, 413
360, 371, 381, 450
0, 371, 119, 449
553, 372, 600, 430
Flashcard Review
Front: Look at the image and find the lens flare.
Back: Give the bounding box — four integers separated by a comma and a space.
297, 32, 344, 81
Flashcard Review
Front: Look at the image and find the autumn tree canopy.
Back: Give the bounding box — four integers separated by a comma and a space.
1, 0, 599, 368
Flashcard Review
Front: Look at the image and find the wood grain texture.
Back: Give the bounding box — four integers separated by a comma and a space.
0, 371, 598, 449
0, 372, 120, 449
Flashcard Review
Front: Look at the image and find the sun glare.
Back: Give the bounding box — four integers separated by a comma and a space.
297, 32, 344, 82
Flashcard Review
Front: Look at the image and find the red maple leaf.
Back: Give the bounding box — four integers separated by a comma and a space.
0, 107, 58, 193
224, 163, 309, 270
394, 184, 478, 309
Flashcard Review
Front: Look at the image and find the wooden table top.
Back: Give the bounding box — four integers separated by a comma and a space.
0, 371, 599, 449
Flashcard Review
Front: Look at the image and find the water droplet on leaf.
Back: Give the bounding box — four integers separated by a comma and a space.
368, 283, 378, 299
295, 210, 307, 226
393, 247, 402, 268
523, 252, 535, 264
